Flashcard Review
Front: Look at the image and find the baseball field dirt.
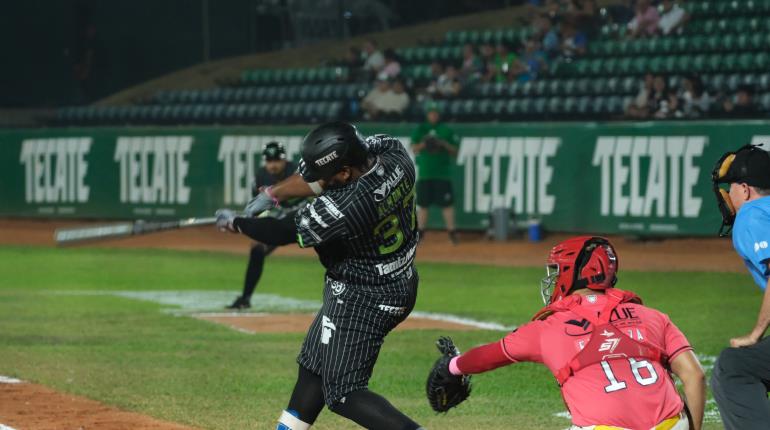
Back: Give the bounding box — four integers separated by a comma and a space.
0, 379, 197, 430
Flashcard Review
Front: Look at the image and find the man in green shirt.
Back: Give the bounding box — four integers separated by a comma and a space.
411, 106, 460, 244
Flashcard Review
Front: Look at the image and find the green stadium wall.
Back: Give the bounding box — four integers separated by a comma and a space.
2, 121, 769, 236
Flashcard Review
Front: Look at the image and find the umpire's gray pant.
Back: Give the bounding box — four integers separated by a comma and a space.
711, 337, 770, 430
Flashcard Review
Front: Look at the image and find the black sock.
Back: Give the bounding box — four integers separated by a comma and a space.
286, 366, 325, 424
330, 389, 420, 430
241, 244, 269, 300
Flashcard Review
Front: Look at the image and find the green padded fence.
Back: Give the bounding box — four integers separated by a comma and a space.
2, 121, 769, 236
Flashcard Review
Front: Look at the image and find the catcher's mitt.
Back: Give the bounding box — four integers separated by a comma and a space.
426, 336, 471, 412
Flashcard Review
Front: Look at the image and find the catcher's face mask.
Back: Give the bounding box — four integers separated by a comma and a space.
712, 144, 756, 237
540, 263, 559, 305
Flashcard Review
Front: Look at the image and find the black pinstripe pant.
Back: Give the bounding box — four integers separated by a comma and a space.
297, 270, 418, 406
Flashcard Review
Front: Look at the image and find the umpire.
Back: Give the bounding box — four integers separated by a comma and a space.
226, 142, 304, 309
710, 144, 770, 430
216, 122, 424, 430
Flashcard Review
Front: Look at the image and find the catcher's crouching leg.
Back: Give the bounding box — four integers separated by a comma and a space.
329, 389, 424, 430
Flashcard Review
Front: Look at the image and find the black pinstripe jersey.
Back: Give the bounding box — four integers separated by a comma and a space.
295, 135, 418, 292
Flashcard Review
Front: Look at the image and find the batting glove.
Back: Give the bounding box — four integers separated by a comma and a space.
215, 209, 238, 233
243, 186, 279, 217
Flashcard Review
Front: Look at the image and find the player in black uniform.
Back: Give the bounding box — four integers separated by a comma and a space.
225, 142, 305, 309
215, 122, 423, 430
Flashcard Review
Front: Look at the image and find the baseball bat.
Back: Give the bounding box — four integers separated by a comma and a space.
54, 217, 217, 245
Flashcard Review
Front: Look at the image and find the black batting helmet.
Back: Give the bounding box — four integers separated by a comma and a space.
262, 141, 286, 161
298, 122, 368, 182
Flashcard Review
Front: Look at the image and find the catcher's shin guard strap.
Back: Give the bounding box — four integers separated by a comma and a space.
277, 409, 311, 430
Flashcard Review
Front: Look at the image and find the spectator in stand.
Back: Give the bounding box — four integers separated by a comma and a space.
680, 75, 710, 118
344, 46, 364, 82
628, 0, 660, 38
427, 65, 462, 98
493, 43, 526, 82
362, 39, 385, 74
387, 79, 410, 117
658, 0, 689, 35
650, 74, 669, 113
378, 48, 401, 80
626, 73, 655, 118
722, 85, 757, 118
362, 77, 409, 119
479, 43, 497, 82
533, 14, 561, 59
560, 18, 587, 59
566, 0, 600, 36
459, 44, 483, 82
517, 38, 549, 82
654, 89, 684, 119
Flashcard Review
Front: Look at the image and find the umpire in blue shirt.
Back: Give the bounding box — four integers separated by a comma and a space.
710, 144, 770, 430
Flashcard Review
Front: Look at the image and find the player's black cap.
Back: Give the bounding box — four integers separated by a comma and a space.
262, 141, 286, 161
723, 144, 770, 188
298, 122, 368, 182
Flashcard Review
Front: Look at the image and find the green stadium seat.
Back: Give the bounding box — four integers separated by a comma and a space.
477, 98, 493, 117
721, 34, 738, 51
576, 96, 591, 114
755, 52, 770, 71
760, 93, 770, 112
737, 53, 755, 71
605, 77, 620, 94
724, 53, 740, 72
631, 57, 648, 74
519, 98, 535, 115
563, 78, 577, 96
562, 96, 578, 115
726, 73, 742, 91
575, 60, 590, 75
658, 37, 675, 54
576, 78, 590, 95
547, 96, 564, 115
502, 28, 518, 44
591, 77, 607, 95
621, 76, 637, 94
480, 29, 494, 44
603, 58, 619, 75
533, 80, 548, 96
491, 99, 506, 116
520, 81, 534, 97
706, 54, 723, 72
548, 79, 564, 96
617, 57, 633, 75
590, 96, 606, 115
647, 56, 664, 74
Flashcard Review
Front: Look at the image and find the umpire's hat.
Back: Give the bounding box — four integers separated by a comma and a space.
722, 144, 770, 189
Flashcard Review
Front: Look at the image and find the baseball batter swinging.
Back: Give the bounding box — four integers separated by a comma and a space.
216, 122, 424, 429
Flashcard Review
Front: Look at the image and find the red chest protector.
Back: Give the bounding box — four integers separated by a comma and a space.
533, 289, 667, 386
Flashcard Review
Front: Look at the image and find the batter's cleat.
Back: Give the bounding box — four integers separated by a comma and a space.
226, 296, 251, 310
448, 230, 459, 245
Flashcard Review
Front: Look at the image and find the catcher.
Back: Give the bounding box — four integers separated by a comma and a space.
426, 236, 706, 430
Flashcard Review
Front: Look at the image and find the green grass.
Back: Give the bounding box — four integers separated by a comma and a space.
0, 245, 761, 429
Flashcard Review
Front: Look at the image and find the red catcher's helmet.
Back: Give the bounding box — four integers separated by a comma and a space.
540, 236, 619, 305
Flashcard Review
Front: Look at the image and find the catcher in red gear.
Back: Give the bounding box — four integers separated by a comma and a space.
427, 236, 706, 430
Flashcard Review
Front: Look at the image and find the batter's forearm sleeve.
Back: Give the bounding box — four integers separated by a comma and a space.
451, 340, 514, 375
232, 216, 297, 246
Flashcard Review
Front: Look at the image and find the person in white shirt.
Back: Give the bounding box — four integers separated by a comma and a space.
658, 0, 689, 35
362, 39, 385, 73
